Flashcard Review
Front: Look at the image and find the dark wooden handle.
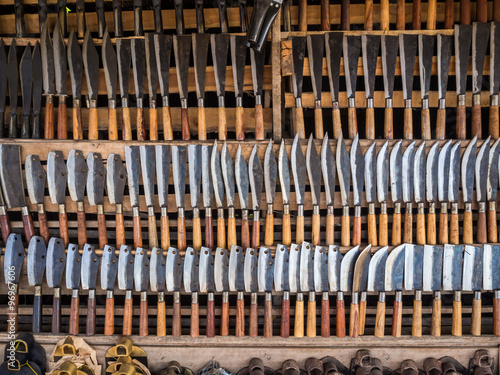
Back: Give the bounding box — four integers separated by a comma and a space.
178, 214, 186, 251
427, 211, 436, 245
221, 298, 229, 336
392, 299, 402, 337
488, 208, 498, 243
427, 0, 437, 29
116, 212, 125, 248
235, 106, 245, 140
44, 99, 54, 139
359, 299, 367, 335
150, 107, 158, 141
349, 301, 359, 337
281, 296, 290, 338
161, 213, 170, 250
133, 214, 143, 249
98, 212, 108, 249
321, 295, 330, 337
436, 108, 446, 139
241, 216, 250, 250
412, 0, 421, 29
218, 106, 226, 140
490, 104, 499, 139
336, 297, 346, 338
57, 100, 67, 139
417, 212, 426, 245
264, 297, 273, 338
0, 213, 11, 245
123, 296, 133, 336
249, 298, 258, 337
59, 211, 69, 247
22, 210, 35, 243
456, 103, 467, 139
374, 299, 385, 337
352, 214, 361, 246
444, 0, 454, 28
294, 106, 305, 139
191, 299, 199, 337
89, 106, 99, 140
380, 0, 389, 30
464, 210, 473, 244
38, 210, 50, 245
472, 103, 482, 139
104, 295, 115, 335
321, 0, 330, 30
207, 297, 215, 337
431, 295, 441, 336
476, 0, 487, 22
404, 107, 413, 139
368, 212, 377, 246
69, 295, 79, 335
471, 296, 481, 336
205, 214, 213, 250
136, 107, 146, 141
75, 209, 87, 249
314, 108, 323, 139
392, 211, 401, 246
452, 298, 462, 336
33, 290, 42, 333
158, 299, 166, 336
493, 296, 499, 335
217, 215, 226, 249
396, 0, 405, 30
227, 216, 237, 249
384, 107, 393, 139
236, 298, 245, 337
412, 298, 422, 337
86, 294, 96, 335
298, 0, 307, 30
139, 298, 148, 336
312, 212, 321, 246
364, 0, 373, 30
306, 299, 316, 337
477, 210, 487, 244
255, 104, 265, 140
450, 212, 459, 245
439, 211, 449, 245
198, 106, 206, 141
109, 106, 118, 140
366, 107, 375, 139
73, 105, 83, 140
379, 212, 388, 246
252, 216, 260, 249
404, 211, 412, 244
347, 106, 357, 139
122, 106, 132, 140
51, 293, 61, 334
294, 298, 304, 337
341, 211, 350, 247
340, 0, 350, 30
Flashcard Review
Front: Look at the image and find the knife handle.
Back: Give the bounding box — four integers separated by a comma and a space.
139, 292, 148, 336
38, 1, 47, 35
58, 97, 67, 139
281, 292, 290, 338
379, 204, 388, 246
312, 209, 321, 246
198, 106, 206, 141
374, 293, 385, 337
452, 295, 462, 336
255, 104, 265, 140
464, 206, 473, 244
250, 294, 258, 337
116, 211, 125, 249
123, 292, 133, 336
384, 107, 393, 139
365, 106, 375, 139
412, 292, 422, 337
69, 291, 80, 335
241, 211, 250, 250
178, 209, 187, 251
221, 292, 229, 336
326, 208, 335, 246
471, 292, 481, 336
236, 106, 245, 141
392, 291, 402, 337
77, 0, 86, 38
22, 207, 35, 243
476, 0, 487, 22
77, 204, 88, 249
367, 213, 377, 246
218, 106, 226, 141
477, 206, 487, 244
236, 293, 245, 337
217, 209, 226, 249
252, 214, 260, 249
59, 209, 69, 247
412, 0, 421, 30
444, 0, 454, 28
173, 291, 181, 337
207, 293, 215, 337
340, 0, 350, 30
427, 0, 437, 29
137, 107, 146, 140
456, 102, 467, 139
134, 2, 144, 36
349, 294, 359, 338
147, 209, 158, 249
321, 293, 330, 337
436, 107, 446, 139
89, 106, 98, 140
189, 293, 200, 337
294, 106, 305, 139
8, 114, 17, 138
45, 97, 54, 139
109, 105, 118, 140
193, 212, 202, 251
122, 106, 132, 140
392, 207, 401, 246
490, 98, 500, 139
298, 0, 307, 31
227, 208, 237, 249
320, 0, 330, 30
133, 209, 143, 249
416, 206, 426, 245
174, 0, 185, 35
363, 0, 373, 30
296, 210, 305, 244
163, 105, 173, 140
359, 292, 367, 335
73, 103, 83, 140
352, 207, 361, 246
161, 208, 171, 250
314, 108, 323, 140
450, 205, 459, 245
52, 287, 61, 334
98, 210, 108, 249
0, 210, 11, 245
205, 208, 213, 250
332, 107, 341, 139
307, 293, 316, 338
421, 107, 431, 140
403, 107, 413, 140
347, 107, 357, 139
341, 207, 350, 247
150, 105, 158, 141
295, 294, 304, 337
488, 203, 498, 243
493, 291, 499, 335
336, 293, 346, 338
396, 0, 404, 29
427, 205, 436, 245
21, 115, 29, 139
104, 291, 115, 335
431, 292, 441, 336
158, 293, 166, 336
404, 204, 412, 244
264, 206, 274, 246
380, 0, 389, 30
33, 286, 42, 333
32, 112, 41, 139
472, 102, 482, 139
439, 203, 449, 245
38, 207, 50, 245
86, 290, 96, 335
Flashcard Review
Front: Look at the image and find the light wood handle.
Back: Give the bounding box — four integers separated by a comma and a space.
69, 295, 79, 335
384, 107, 393, 139
89, 106, 99, 140
436, 108, 446, 139
471, 296, 481, 336
450, 212, 459, 244
73, 106, 83, 140
149, 106, 158, 141
314, 108, 323, 139
264, 297, 273, 338
321, 296, 330, 337
139, 298, 148, 336
294, 106, 305, 139
250, 298, 258, 337
148, 213, 158, 249
109, 106, 118, 140
59, 211, 70, 247
193, 216, 202, 250
349, 301, 359, 337
392, 299, 402, 337
439, 211, 448, 244
332, 108, 341, 139
379, 212, 388, 246
366, 106, 375, 139
463, 210, 473, 244
298, 0, 307, 30
456, 104, 466, 139
137, 107, 146, 140
44, 99, 54, 139
452, 298, 462, 336
477, 210, 487, 244
97, 212, 108, 249
427, 0, 437, 29
380, 0, 389, 30
161, 214, 170, 250
396, 0, 405, 29
353, 214, 361, 246
255, 104, 265, 140
416, 212, 426, 245
296, 214, 305, 244
412, 298, 422, 337
221, 299, 230, 336
122, 106, 132, 140
348, 106, 357, 139
283, 212, 292, 246
122, 296, 133, 336
133, 213, 143, 249
115, 212, 125, 248
104, 296, 115, 335
374, 300, 385, 337
490, 103, 499, 139
281, 297, 290, 338
236, 298, 245, 337
341, 211, 350, 247
235, 106, 245, 140
427, 211, 436, 245
295, 299, 304, 337
336, 297, 346, 338
392, 212, 401, 246
493, 296, 499, 335
265, 211, 274, 246
178, 214, 187, 251
312, 212, 321, 246
207, 297, 215, 337
431, 296, 441, 336
421, 107, 431, 139
326, 212, 335, 245
472, 104, 482, 139
172, 297, 181, 337
404, 211, 412, 243
57, 101, 67, 139
359, 299, 367, 336
404, 107, 413, 139
163, 105, 174, 140
364, 0, 373, 30
307, 299, 316, 337
218, 106, 226, 140
157, 299, 166, 336
217, 216, 226, 249
227, 216, 237, 250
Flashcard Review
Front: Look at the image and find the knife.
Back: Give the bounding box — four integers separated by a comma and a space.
362, 35, 380, 139
402, 142, 415, 244
390, 140, 403, 246
300, 242, 315, 338
81, 244, 100, 335
483, 244, 500, 335
131, 38, 146, 140
321, 134, 336, 245
25, 155, 49, 244
414, 141, 426, 245
66, 243, 81, 335
472, 22, 490, 139
4, 234, 24, 332
46, 237, 65, 334
258, 246, 274, 338
7, 41, 18, 138
67, 30, 83, 140
292, 134, 306, 244
381, 35, 398, 139
145, 33, 159, 140
426, 142, 439, 245
423, 245, 443, 336
289, 243, 303, 337
352, 245, 371, 337
250, 47, 266, 140
385, 244, 405, 337
229, 245, 245, 336
40, 20, 55, 139
125, 146, 143, 248
307, 34, 324, 139
336, 131, 350, 246
312, 245, 328, 337
184, 247, 199, 337
117, 39, 132, 140
133, 0, 144, 36
202, 145, 214, 250
118, 245, 134, 335
166, 247, 183, 337
340, 246, 360, 337
490, 23, 500, 138
399, 34, 417, 139
455, 25, 473, 139
463, 245, 483, 336
365, 143, 377, 245
328, 244, 343, 337
368, 246, 388, 337
264, 139, 277, 246
343, 35, 361, 139
101, 245, 118, 335
377, 141, 389, 246
438, 140, 452, 245
443, 244, 463, 336
231, 35, 248, 140
193, 32, 209, 140
199, 246, 215, 336
87, 152, 108, 249
19, 43, 31, 138
103, 30, 119, 140
140, 146, 158, 249
325, 32, 343, 139
189, 144, 203, 251
245, 246, 258, 337
211, 34, 230, 140
278, 140, 291, 246
53, 17, 67, 139
172, 145, 187, 251
235, 145, 250, 250
174, 34, 192, 140
249, 145, 263, 249
487, 139, 500, 243
151, 246, 167, 336
436, 34, 453, 139
47, 151, 69, 246
462, 137, 478, 243
106, 153, 127, 248
215, 247, 230, 335
154, 34, 173, 140
419, 34, 435, 140
222, 142, 237, 249
156, 145, 171, 250
476, 137, 490, 244
211, 141, 226, 249
27, 236, 46, 333
67, 150, 88, 249
449, 141, 461, 245
83, 30, 99, 140
350, 134, 364, 246
134, 247, 150, 336
405, 244, 424, 336
275, 244, 290, 337
291, 37, 306, 138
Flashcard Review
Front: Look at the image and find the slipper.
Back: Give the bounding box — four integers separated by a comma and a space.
424, 358, 441, 375
305, 358, 323, 375
320, 357, 348, 375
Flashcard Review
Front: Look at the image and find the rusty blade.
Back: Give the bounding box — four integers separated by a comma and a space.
325, 32, 343, 104
82, 30, 98, 100
472, 22, 490, 95
399, 34, 418, 101
154, 34, 172, 99
40, 20, 55, 95
53, 18, 67, 96
102, 29, 117, 100
67, 30, 82, 100
0, 145, 26, 208
455, 25, 473, 96
221, 142, 236, 208
343, 35, 361, 99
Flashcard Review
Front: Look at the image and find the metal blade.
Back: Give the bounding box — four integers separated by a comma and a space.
4, 234, 24, 285
353, 244, 371, 293
7, 41, 18, 115
189, 144, 202, 209
322, 135, 336, 206
134, 248, 150, 292
438, 140, 452, 203
336, 131, 350, 207
437, 34, 453, 100
249, 145, 263, 211
274, 244, 289, 292
472, 22, 490, 94
86, 152, 105, 206
199, 247, 214, 293
47, 150, 67, 205
214, 247, 229, 292
291, 36, 306, 99
376, 141, 389, 203
463, 245, 483, 291
81, 244, 99, 290
244, 247, 258, 293
350, 134, 364, 206
289, 243, 301, 293
211, 33, 229, 98
313, 245, 328, 292
20, 43, 32, 116
145, 33, 158, 99
102, 29, 117, 100
67, 149, 88, 203
390, 140, 403, 203
291, 134, 306, 206
264, 139, 277, 206
27, 236, 46, 286
381, 35, 399, 99
211, 141, 225, 208
258, 247, 274, 293
475, 137, 491, 203
423, 245, 443, 292
325, 32, 343, 103
32, 41, 42, 116
154, 34, 173, 98
139, 145, 156, 208
25, 155, 46, 205
66, 244, 81, 290
172, 146, 187, 209
279, 139, 291, 206
307, 34, 324, 102
174, 35, 192, 100
82, 30, 98, 100
221, 142, 236, 208
404, 244, 423, 291
53, 20, 67, 96
131, 38, 145, 99
426, 142, 439, 204
40, 20, 55, 95
118, 245, 134, 291
364, 142, 377, 204
491, 22, 500, 96
328, 245, 342, 292
402, 142, 415, 204
250, 47, 265, 97
443, 244, 463, 291
343, 35, 361, 99
362, 35, 380, 100
340, 246, 360, 293
0, 40, 7, 112
150, 247, 166, 293
300, 242, 314, 292
66, 31, 81, 100
106, 153, 127, 205
46, 237, 67, 288
156, 145, 171, 208
488, 139, 500, 202
306, 135, 322, 206
231, 35, 247, 99
116, 38, 131, 99
449, 141, 461, 203
367, 246, 388, 292
193, 33, 209, 100
414, 141, 426, 204
101, 245, 118, 291
0, 145, 26, 208
235, 145, 249, 210
202, 145, 213, 209
399, 34, 418, 100
418, 35, 435, 99
166, 247, 183, 292
125, 146, 141, 207
455, 25, 473, 96
229, 245, 245, 292
385, 244, 405, 292
483, 244, 500, 290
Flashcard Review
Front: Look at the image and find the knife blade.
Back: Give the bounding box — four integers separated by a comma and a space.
455, 24, 473, 139
67, 149, 88, 249
438, 140, 452, 245
399, 34, 417, 139
103, 29, 118, 140
53, 18, 67, 140
381, 35, 398, 139
106, 153, 127, 248
46, 237, 65, 334
377, 141, 389, 246
211, 34, 230, 140
193, 32, 209, 140
229, 245, 245, 336
199, 247, 215, 336
189, 144, 203, 251
289, 243, 304, 337
279, 139, 291, 246
41, 20, 55, 139
134, 247, 150, 336
231, 35, 248, 140
258, 246, 274, 338
368, 246, 388, 337
300, 242, 316, 337
214, 246, 230, 335
264, 140, 277, 246
83, 30, 99, 140
292, 134, 306, 244
184, 247, 199, 337
321, 134, 336, 245
343, 35, 361, 139
351, 245, 371, 337
306, 135, 322, 246
307, 34, 325, 139
490, 23, 500, 138
81, 243, 100, 335
423, 245, 443, 336
390, 140, 403, 246
426, 142, 440, 245
151, 250, 167, 334
449, 141, 461, 245
275, 244, 290, 337
25, 155, 49, 244
211, 141, 226, 249
101, 244, 118, 336
7, 41, 18, 138
67, 30, 82, 140
350, 134, 364, 246
27, 236, 46, 332
174, 35, 192, 140
66, 243, 81, 335
419, 34, 435, 139
436, 34, 453, 139
362, 34, 380, 139
483, 244, 500, 335
202, 145, 214, 249
235, 145, 250, 250
145, 33, 159, 140
291, 36, 306, 138
462, 136, 477, 244
140, 145, 158, 249
472, 22, 490, 139
131, 38, 146, 140
364, 142, 377, 245
166, 247, 183, 337
250, 47, 266, 140
87, 152, 108, 249
118, 244, 134, 335
402, 141, 415, 244
154, 34, 173, 140
476, 137, 491, 244
47, 150, 69, 246
156, 145, 171, 251
414, 141, 426, 245
222, 142, 237, 248
336, 131, 350, 246
385, 244, 405, 337
404, 244, 424, 336
325, 32, 343, 138
328, 244, 344, 337
249, 144, 263, 249
443, 244, 463, 336
463, 245, 483, 336
245, 246, 259, 337
172, 145, 187, 251
125, 146, 143, 248
19, 43, 31, 139
313, 245, 329, 337
117, 38, 132, 139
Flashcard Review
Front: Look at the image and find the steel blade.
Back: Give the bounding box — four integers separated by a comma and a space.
7, 41, 18, 115
404, 244, 423, 291
47, 151, 67, 205
25, 155, 46, 205
101, 245, 118, 291
475, 137, 490, 203
278, 139, 291, 206
189, 144, 202, 209
154, 34, 173, 98
210, 33, 229, 98
172, 145, 187, 209
4, 234, 24, 285
131, 38, 145, 99
291, 36, 306, 99
166, 247, 183, 292
202, 145, 213, 208
376, 141, 389, 203
340, 246, 360, 293
483, 244, 500, 290
134, 248, 149, 292
364, 142, 377, 204
350, 134, 364, 206
82, 30, 98, 100
353, 244, 371, 293
67, 149, 88, 203
81, 244, 99, 290
258, 247, 274, 293
291, 134, 306, 206
491, 22, 500, 96
145, 33, 158, 99
438, 140, 452, 203
20, 43, 32, 116
472, 22, 490, 94
307, 34, 324, 102
32, 41, 42, 116
235, 145, 249, 210
385, 244, 405, 292
426, 142, 439, 204
443, 244, 463, 291
299, 242, 314, 292
0, 145, 26, 208
118, 245, 134, 291
367, 246, 388, 292
402, 141, 415, 204
150, 247, 166, 293
274, 244, 289, 292
463, 245, 483, 291
67, 30, 82, 99
414, 141, 426, 204
437, 34, 453, 100
336, 132, 350, 206
193, 33, 209, 100
106, 153, 127, 205
102, 29, 117, 100
27, 236, 46, 286
423, 245, 443, 292
125, 146, 141, 207
343, 35, 361, 99
199, 247, 215, 293
40, 20, 55, 95
140, 146, 156, 207
418, 35, 435, 99
229, 245, 245, 291
390, 140, 403, 203
211, 141, 225, 208
381, 35, 399, 99
449, 141, 461, 203
488, 138, 500, 202
230, 35, 247, 99
328, 245, 342, 292
214, 247, 229, 292
314, 245, 328, 292
362, 34, 380, 100
321, 135, 336, 206
46, 237, 67, 288
53, 20, 67, 95
156, 145, 171, 208
66, 244, 81, 290
0, 40, 7, 112
250, 47, 265, 97
325, 32, 343, 103
86, 152, 105, 206
289, 243, 301, 293
264, 139, 277, 206
306, 135, 322, 205
244, 247, 258, 293
455, 25, 473, 96
399, 34, 418, 100
116, 38, 131, 100
249, 145, 263, 211
221, 142, 236, 207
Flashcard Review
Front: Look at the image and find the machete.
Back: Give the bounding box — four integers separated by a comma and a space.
402, 142, 415, 243
472, 22, 490, 138
106, 153, 127, 248
352, 245, 371, 337
32, 41, 42, 139
172, 146, 187, 250
368, 246, 388, 337
81, 244, 100, 335
443, 244, 463, 336
321, 134, 336, 245
455, 24, 473, 139
438, 140, 452, 244
336, 131, 350, 246
134, 247, 150, 336
307, 34, 325, 139
414, 141, 426, 245
436, 34, 453, 139
419, 34, 435, 140
325, 32, 343, 139
264, 139, 277, 246
192, 32, 209, 140
101, 245, 118, 335
25, 155, 49, 244
166, 247, 183, 337
83, 30, 99, 140
102, 30, 119, 140
117, 39, 132, 139
250, 47, 266, 140
343, 35, 361, 139
235, 145, 250, 250
381, 35, 398, 139
211, 141, 226, 249
490, 22, 500, 138
275, 244, 290, 337
231, 35, 248, 140
7, 40, 18, 138
202, 145, 214, 249
340, 246, 360, 337
174, 34, 192, 140
249, 144, 263, 249
131, 38, 146, 140
291, 37, 306, 138
279, 139, 291, 246
350, 134, 364, 246
155, 34, 173, 140
19, 43, 31, 138
87, 152, 108, 249
27, 236, 46, 333
67, 149, 88, 249
145, 33, 159, 140
140, 145, 158, 248
462, 137, 477, 244
449, 141, 461, 245
222, 142, 237, 248
364, 142, 377, 245
47, 151, 69, 246
291, 134, 306, 244
426, 142, 439, 245
53, 17, 67, 139
156, 145, 171, 250
390, 140, 403, 246
189, 144, 203, 250
66, 243, 81, 335
399, 34, 417, 139
487, 139, 500, 242
211, 34, 230, 140
362, 34, 380, 139
125, 146, 143, 248
67, 30, 82, 140
46, 237, 66, 334
41, 20, 55, 139
476, 137, 490, 244
377, 141, 389, 246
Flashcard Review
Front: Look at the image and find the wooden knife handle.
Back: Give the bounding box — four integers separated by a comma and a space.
52, 291, 61, 334
193, 215, 202, 251
122, 106, 132, 140
380, 0, 389, 30
139, 296, 148, 337
221, 296, 230, 336
321, 0, 330, 30
281, 294, 290, 338
490, 102, 499, 139
439, 209, 448, 245
326, 210, 335, 246
294, 106, 305, 139
412, 0, 421, 30
98, 211, 108, 249
374, 298, 385, 337
89, 106, 99, 140
359, 296, 367, 335
295, 297, 304, 337
463, 209, 473, 244
364, 0, 373, 30
77, 209, 87, 249
198, 106, 206, 141
69, 294, 79, 335
149, 106, 158, 141
436, 108, 446, 140
404, 210, 412, 244
298, 0, 307, 31
163, 105, 173, 140
314, 108, 323, 139
450, 211, 459, 245
137, 107, 146, 141
488, 205, 498, 243
59, 211, 69, 247
341, 208, 350, 247
471, 293, 481, 336
133, 213, 143, 249
178, 214, 187, 251
0, 212, 11, 245
44, 97, 54, 139
452, 295, 462, 336
456, 103, 467, 139
104, 294, 115, 335
427, 210, 436, 245
158, 298, 166, 336
241, 215, 250, 250
384, 107, 393, 139
38, 210, 50, 245
416, 211, 426, 245
109, 105, 118, 141
427, 0, 437, 29
123, 295, 133, 336
340, 0, 350, 30
207, 295, 215, 337
477, 208, 487, 244
352, 211, 361, 246
396, 0, 405, 30
431, 293, 441, 336
57, 100, 67, 139
444, 0, 454, 28
236, 106, 245, 141
283, 210, 291, 246
161, 211, 171, 250
493, 293, 499, 335
22, 209, 35, 243
404, 107, 413, 140
296, 212, 305, 244
366, 107, 375, 139
307, 297, 316, 338
349, 301, 359, 338
264, 295, 273, 338
173, 293, 181, 337
116, 211, 125, 248
227, 214, 237, 250
336, 296, 346, 338
412, 297, 422, 337
218, 106, 226, 141
217, 213, 226, 249
148, 211, 158, 249
476, 0, 487, 22
347, 107, 357, 139
312, 211, 321, 246
392, 293, 403, 337
33, 287, 42, 333
205, 211, 213, 250
252, 216, 260, 249
250, 295, 258, 337
392, 210, 401, 246
321, 294, 330, 337
332, 108, 341, 139
73, 103, 83, 140
255, 104, 265, 140
236, 296, 245, 337
472, 103, 482, 139
368, 212, 377, 246
86, 293, 96, 335
421, 108, 431, 139
379, 211, 388, 247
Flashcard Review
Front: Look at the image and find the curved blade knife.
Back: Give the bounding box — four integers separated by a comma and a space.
249, 144, 263, 249
235, 145, 250, 250
390, 140, 403, 246
426, 142, 439, 245
87, 152, 108, 249
172, 145, 187, 251
106, 153, 127, 248
377, 141, 389, 246
462, 137, 477, 244
83, 29, 99, 140
140, 145, 158, 249
437, 140, 452, 244
306, 135, 322, 246
264, 139, 276, 247
292, 134, 306, 244
66, 243, 81, 335
385, 244, 405, 337
321, 135, 336, 245
47, 150, 69, 246
27, 236, 46, 332
211, 141, 226, 249
189, 144, 203, 251
336, 131, 350, 246
401, 141, 415, 244
156, 145, 171, 251
368, 246, 388, 337
25, 154, 49, 244
125, 145, 143, 249
278, 139, 291, 246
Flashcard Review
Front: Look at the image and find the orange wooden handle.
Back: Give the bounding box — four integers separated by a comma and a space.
352, 214, 361, 246
472, 104, 482, 139
412, 0, 421, 29
477, 210, 487, 244
366, 107, 375, 139
57, 101, 67, 139
336, 298, 346, 338
255, 104, 265, 140
489, 104, 499, 139
157, 299, 166, 336
218, 106, 226, 140
217, 216, 226, 249
98, 212, 108, 249
108, 106, 118, 140
493, 297, 500, 336
421, 108, 431, 139
136, 107, 146, 141
295, 299, 304, 337
379, 212, 388, 246
384, 107, 393, 139
456, 104, 466, 139
249, 298, 258, 337
341, 212, 350, 247
296, 214, 305, 244
404, 107, 413, 140
404, 211, 412, 244
193, 216, 202, 251
163, 105, 173, 140
298, 0, 307, 30
368, 213, 377, 246
444, 0, 454, 29
178, 215, 187, 251
221, 299, 230, 336
452, 298, 462, 337
198, 106, 206, 140
326, 212, 335, 245
133, 214, 143, 250
44, 99, 54, 139
236, 298, 245, 337
72, 106, 83, 140
139, 298, 148, 336
348, 106, 357, 139
450, 212, 459, 245
123, 296, 133, 336
227, 216, 237, 249
374, 300, 385, 337
235, 106, 245, 140
349, 301, 359, 337
312, 212, 321, 246
359, 299, 367, 335
149, 106, 158, 141
471, 296, 481, 336
416, 212, 426, 245
69, 295, 79, 335
314, 107, 323, 139
281, 297, 290, 338
116, 212, 125, 248
380, 0, 389, 30
89, 106, 99, 140
207, 297, 215, 337
252, 217, 260, 249
463, 210, 473, 244
427, 211, 436, 245
489, 208, 498, 247
59, 211, 69, 247
22, 211, 35, 243
396, 0, 405, 30
161, 213, 170, 250
392, 299, 402, 337
172, 298, 181, 337
122, 106, 132, 140
306, 299, 316, 337
321, 296, 330, 337
321, 0, 331, 30
332, 108, 341, 139
476, 0, 487, 22
412, 298, 422, 337
104, 296, 115, 335
0, 213, 11, 245
148, 213, 158, 249
439, 211, 448, 245
38, 211, 50, 245
264, 297, 273, 338
436, 108, 446, 139
241, 217, 250, 250
431, 296, 441, 336
427, 0, 437, 29
392, 212, 401, 246
283, 212, 292, 246
364, 0, 373, 30
294, 106, 305, 139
